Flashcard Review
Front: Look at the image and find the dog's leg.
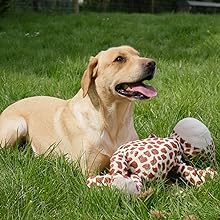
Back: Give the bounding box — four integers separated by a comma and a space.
82, 151, 110, 175
0, 115, 27, 147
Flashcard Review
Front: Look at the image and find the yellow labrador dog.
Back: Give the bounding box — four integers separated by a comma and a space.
0, 45, 157, 174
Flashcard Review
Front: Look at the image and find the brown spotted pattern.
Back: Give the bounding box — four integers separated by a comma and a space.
87, 136, 216, 193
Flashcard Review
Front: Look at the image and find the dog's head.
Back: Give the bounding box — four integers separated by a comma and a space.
81, 45, 157, 101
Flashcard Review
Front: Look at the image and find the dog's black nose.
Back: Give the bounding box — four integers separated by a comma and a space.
143, 59, 156, 70
145, 60, 156, 71
147, 60, 156, 68
143, 60, 156, 80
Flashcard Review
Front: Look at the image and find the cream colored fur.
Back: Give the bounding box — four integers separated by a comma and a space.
0, 45, 155, 174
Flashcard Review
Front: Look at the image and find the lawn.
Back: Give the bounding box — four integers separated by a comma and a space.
0, 11, 220, 219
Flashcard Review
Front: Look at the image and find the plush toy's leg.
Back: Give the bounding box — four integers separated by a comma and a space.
129, 174, 143, 191
175, 163, 217, 186
86, 173, 143, 195
109, 152, 143, 195
87, 151, 144, 195
86, 151, 129, 188
109, 152, 129, 176
86, 174, 112, 187
111, 174, 142, 195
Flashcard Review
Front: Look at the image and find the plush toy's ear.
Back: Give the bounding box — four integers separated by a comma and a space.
81, 56, 98, 97
148, 133, 157, 138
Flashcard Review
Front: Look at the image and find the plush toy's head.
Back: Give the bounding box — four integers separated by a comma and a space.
170, 117, 215, 164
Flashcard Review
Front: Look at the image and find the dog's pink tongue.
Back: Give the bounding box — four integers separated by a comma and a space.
127, 84, 157, 97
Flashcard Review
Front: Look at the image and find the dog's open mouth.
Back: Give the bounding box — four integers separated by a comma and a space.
115, 80, 157, 100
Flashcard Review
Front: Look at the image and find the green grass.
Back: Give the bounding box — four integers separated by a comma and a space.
0, 12, 220, 219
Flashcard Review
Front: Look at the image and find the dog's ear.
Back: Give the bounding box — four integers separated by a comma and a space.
81, 56, 98, 97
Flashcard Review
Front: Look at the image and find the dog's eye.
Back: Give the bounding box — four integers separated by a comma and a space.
114, 56, 125, 62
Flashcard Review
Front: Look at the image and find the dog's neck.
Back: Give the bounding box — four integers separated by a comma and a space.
87, 83, 137, 155
88, 82, 134, 129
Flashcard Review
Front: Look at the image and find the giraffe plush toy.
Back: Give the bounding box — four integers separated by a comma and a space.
87, 117, 216, 195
